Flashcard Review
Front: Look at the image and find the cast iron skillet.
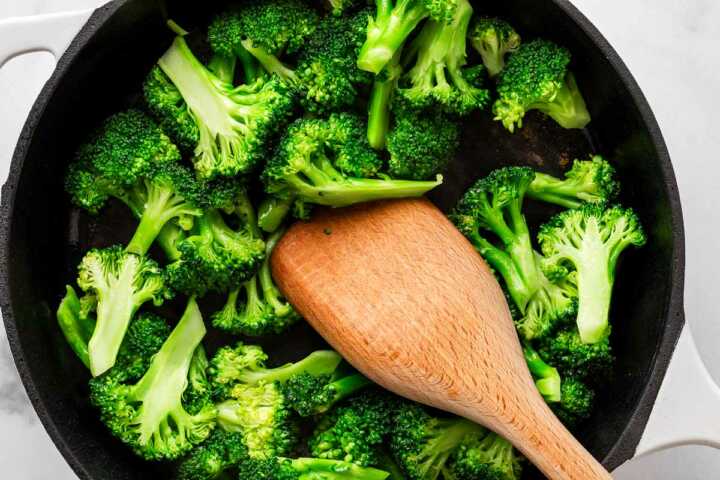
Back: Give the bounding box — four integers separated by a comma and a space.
0, 0, 684, 478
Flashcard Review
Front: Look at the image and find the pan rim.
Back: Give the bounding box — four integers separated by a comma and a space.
0, 0, 686, 476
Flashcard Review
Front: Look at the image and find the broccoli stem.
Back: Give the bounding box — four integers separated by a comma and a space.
259, 230, 293, 316
56, 285, 93, 369
357, 0, 429, 74
240, 39, 297, 84
241, 351, 343, 385
258, 196, 293, 233
129, 298, 207, 444
290, 458, 390, 480
318, 374, 374, 413
157, 224, 184, 262
208, 53, 237, 84
528, 173, 585, 209
287, 172, 443, 208
534, 72, 590, 130
576, 251, 612, 344
367, 52, 402, 149
233, 44, 261, 83
523, 345, 561, 402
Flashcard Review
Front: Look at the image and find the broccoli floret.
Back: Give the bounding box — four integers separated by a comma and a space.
446, 430, 522, 480
390, 403, 484, 479
552, 377, 595, 428
311, 390, 398, 467
398, 0, 490, 115
537, 326, 615, 381
177, 429, 248, 480
297, 9, 374, 114
264, 114, 442, 216
56, 285, 95, 369
207, 14, 261, 85
386, 103, 460, 180
367, 49, 403, 149
523, 344, 561, 402
528, 156, 620, 209
237, 456, 391, 480
493, 40, 591, 132
468, 17, 521, 78
282, 371, 373, 417
325, 0, 365, 16
166, 189, 266, 297
357, 0, 458, 74
538, 203, 646, 343
89, 299, 216, 460
212, 229, 299, 336
76, 246, 169, 377
450, 167, 540, 312
153, 35, 294, 179
116, 312, 172, 379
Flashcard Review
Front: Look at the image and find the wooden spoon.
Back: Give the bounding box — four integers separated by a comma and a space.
271, 198, 611, 480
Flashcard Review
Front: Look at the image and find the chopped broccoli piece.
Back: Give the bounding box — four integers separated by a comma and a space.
523, 344, 561, 402
552, 377, 595, 428
446, 430, 523, 480
468, 17, 521, 78
207, 13, 261, 84
386, 102, 460, 180
282, 371, 373, 417
493, 40, 590, 132
367, 50, 403, 149
154, 36, 294, 179
528, 156, 620, 209
390, 402, 484, 479
264, 114, 442, 216
56, 285, 95, 369
237, 456, 391, 480
538, 203, 646, 343
398, 0, 490, 115
357, 0, 458, 74
177, 429, 248, 480
311, 390, 398, 467
89, 299, 216, 460
537, 326, 615, 381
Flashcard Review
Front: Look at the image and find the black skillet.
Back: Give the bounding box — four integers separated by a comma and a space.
0, 0, 688, 478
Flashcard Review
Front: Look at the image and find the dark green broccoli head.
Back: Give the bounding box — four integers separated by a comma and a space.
387, 104, 460, 180
538, 326, 615, 382
493, 39, 590, 132
115, 312, 171, 379
398, 0, 490, 116
469, 17, 521, 78
297, 8, 373, 113
237, 0, 319, 56
447, 431, 523, 480
177, 429, 248, 480
144, 67, 199, 153
552, 377, 595, 428
311, 390, 398, 467
89, 299, 216, 461
528, 156, 620, 209
282, 372, 373, 417
390, 402, 485, 479
237, 456, 392, 480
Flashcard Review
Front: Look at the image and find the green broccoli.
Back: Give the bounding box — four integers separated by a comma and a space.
89, 298, 216, 460
237, 456, 391, 479
324, 0, 365, 16
151, 35, 294, 179
282, 371, 373, 417
493, 40, 591, 132
523, 344, 561, 402
468, 17, 521, 78
263, 113, 442, 219
386, 102, 460, 180
528, 156, 620, 209
212, 228, 298, 336
538, 203, 646, 343
115, 312, 172, 379
398, 0, 490, 115
367, 49, 403, 149
56, 285, 96, 369
357, 0, 458, 74
311, 390, 398, 467
537, 326, 615, 381
390, 402, 485, 479
177, 429, 248, 480
552, 377, 595, 428
445, 430, 523, 480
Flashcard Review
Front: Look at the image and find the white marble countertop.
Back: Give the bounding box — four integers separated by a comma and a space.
1, 0, 719, 478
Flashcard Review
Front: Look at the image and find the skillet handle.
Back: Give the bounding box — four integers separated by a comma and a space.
0, 10, 93, 68
633, 324, 720, 457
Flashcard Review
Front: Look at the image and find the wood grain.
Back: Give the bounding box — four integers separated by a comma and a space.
272, 198, 611, 480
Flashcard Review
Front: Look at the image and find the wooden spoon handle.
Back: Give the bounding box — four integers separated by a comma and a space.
272, 199, 611, 480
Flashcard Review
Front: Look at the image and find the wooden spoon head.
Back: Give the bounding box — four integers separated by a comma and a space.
271, 198, 534, 427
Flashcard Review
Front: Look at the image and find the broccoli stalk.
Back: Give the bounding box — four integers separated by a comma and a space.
367, 50, 403, 149
527, 156, 620, 209
207, 53, 238, 84
468, 17, 521, 78
56, 285, 95, 369
538, 326, 614, 381
539, 204, 646, 343
357, 0, 458, 74
523, 345, 561, 402
398, 0, 489, 115
89, 299, 216, 460
156, 36, 293, 179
